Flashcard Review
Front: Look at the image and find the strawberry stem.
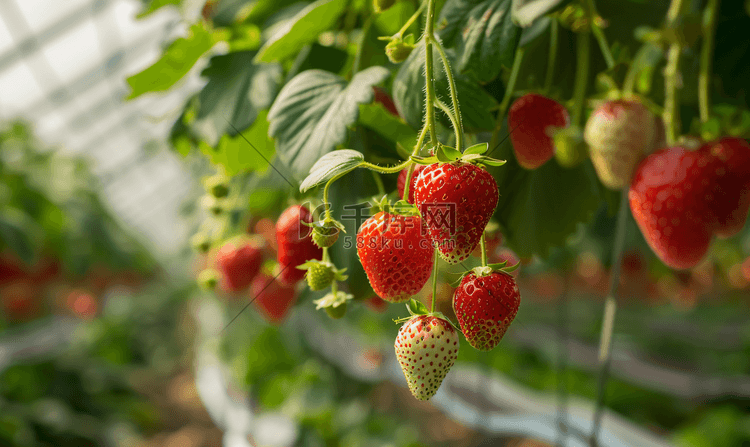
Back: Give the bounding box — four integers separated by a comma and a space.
433, 38, 464, 152
489, 47, 525, 153
371, 170, 386, 196
663, 0, 686, 145
698, 0, 719, 124
430, 248, 438, 313
480, 233, 487, 267
543, 18, 559, 95
359, 160, 411, 174
402, 125, 430, 203
423, 0, 438, 147
584, 0, 615, 70
395, 0, 425, 39
589, 188, 629, 447
571, 27, 590, 127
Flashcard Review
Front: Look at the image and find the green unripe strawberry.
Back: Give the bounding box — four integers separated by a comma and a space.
385, 38, 415, 64
191, 232, 212, 254
198, 269, 220, 290
311, 220, 345, 248
325, 301, 347, 319
306, 261, 335, 291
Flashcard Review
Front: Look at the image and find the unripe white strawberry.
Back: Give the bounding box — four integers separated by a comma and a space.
394, 315, 459, 401
584, 99, 656, 189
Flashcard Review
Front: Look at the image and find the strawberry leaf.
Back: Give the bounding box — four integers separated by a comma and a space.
269, 67, 390, 179
411, 155, 439, 165
255, 0, 348, 63
437, 0, 521, 83
511, 0, 568, 28
437, 144, 462, 162
300, 150, 365, 192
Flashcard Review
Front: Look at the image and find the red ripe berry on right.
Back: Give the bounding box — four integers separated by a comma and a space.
508, 93, 570, 170
250, 273, 297, 325
453, 271, 520, 351
356, 212, 434, 302
215, 239, 263, 292
276, 205, 323, 286
629, 137, 750, 270
397, 164, 426, 204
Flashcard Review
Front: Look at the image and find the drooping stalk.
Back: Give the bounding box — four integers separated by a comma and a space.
434, 38, 464, 152
588, 189, 629, 447
699, 0, 719, 124
430, 249, 439, 312
571, 28, 591, 127
585, 0, 615, 69
480, 233, 488, 267
489, 48, 525, 152
423, 0, 438, 146
663, 0, 686, 145
543, 19, 559, 95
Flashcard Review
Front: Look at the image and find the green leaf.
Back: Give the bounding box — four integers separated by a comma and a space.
192, 52, 282, 145
136, 0, 181, 18
358, 103, 418, 152
0, 208, 37, 265
436, 144, 461, 162
268, 67, 390, 178
202, 111, 276, 175
511, 0, 569, 27
393, 43, 497, 131
492, 145, 601, 258
254, 0, 348, 63
299, 150, 365, 192
437, 0, 521, 83
126, 23, 215, 99
464, 142, 488, 155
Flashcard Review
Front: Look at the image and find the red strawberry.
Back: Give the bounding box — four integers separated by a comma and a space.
629, 138, 750, 270
215, 238, 263, 292
508, 93, 570, 169
373, 87, 399, 117
276, 205, 323, 286
397, 164, 426, 204
394, 315, 459, 401
453, 271, 520, 351
413, 162, 498, 263
357, 212, 434, 302
250, 274, 297, 324
1, 281, 41, 321
705, 137, 750, 238
584, 100, 656, 189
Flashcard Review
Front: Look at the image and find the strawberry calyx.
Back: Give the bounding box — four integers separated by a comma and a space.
449, 260, 520, 288
411, 142, 505, 167
392, 299, 459, 330
303, 218, 346, 248
370, 195, 420, 217
313, 290, 353, 319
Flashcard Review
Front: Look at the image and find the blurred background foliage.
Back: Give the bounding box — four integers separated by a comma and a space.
1, 0, 750, 446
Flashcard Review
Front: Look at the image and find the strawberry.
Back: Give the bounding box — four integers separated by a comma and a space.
297, 259, 347, 291
250, 274, 297, 324
356, 212, 434, 302
215, 238, 263, 292
413, 162, 498, 263
584, 100, 656, 189
276, 205, 323, 286
508, 93, 570, 169
394, 315, 459, 401
629, 137, 750, 270
397, 164, 426, 204
453, 270, 520, 351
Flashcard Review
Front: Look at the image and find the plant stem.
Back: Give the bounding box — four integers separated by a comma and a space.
699, 0, 719, 124
434, 38, 464, 152
423, 0, 438, 146
480, 233, 487, 266
663, 0, 685, 145
572, 28, 591, 127
322, 246, 330, 263
489, 48, 525, 152
589, 188, 629, 447
436, 99, 460, 141
396, 0, 426, 37
585, 0, 615, 70
543, 19, 559, 95
359, 160, 412, 174
430, 249, 439, 312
